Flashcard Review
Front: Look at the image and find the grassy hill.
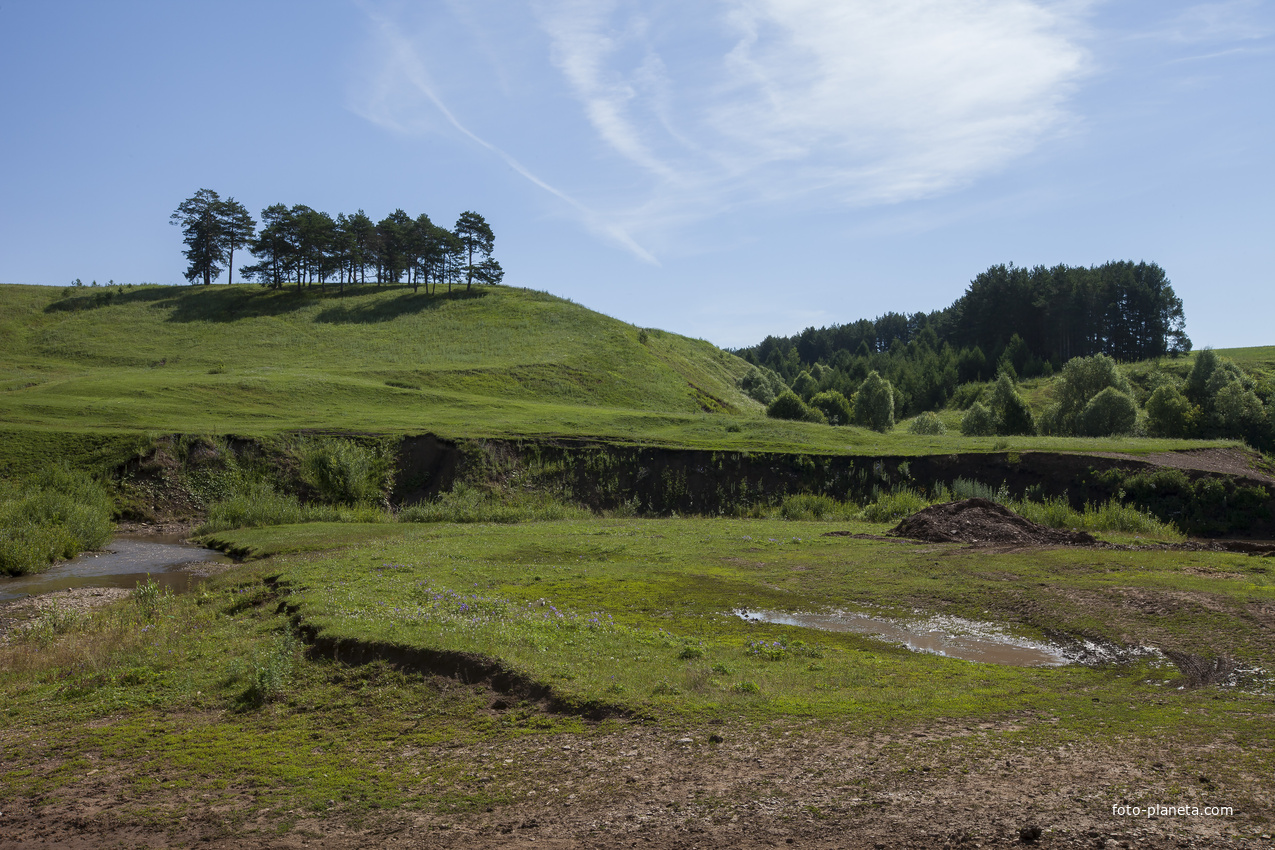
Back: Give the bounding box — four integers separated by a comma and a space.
0, 283, 1251, 463
0, 282, 760, 435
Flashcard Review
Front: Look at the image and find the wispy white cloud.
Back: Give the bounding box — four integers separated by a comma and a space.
349, 5, 660, 264
535, 0, 1091, 237
353, 2, 1092, 260
1157, 0, 1273, 43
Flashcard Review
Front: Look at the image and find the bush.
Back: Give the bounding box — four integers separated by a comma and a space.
989, 373, 1036, 436
809, 390, 852, 426
853, 371, 895, 432
1076, 386, 1138, 437
1186, 348, 1218, 403
739, 366, 787, 405
1213, 381, 1267, 445
767, 390, 826, 424
1146, 385, 1198, 438
1053, 353, 1133, 435
0, 467, 114, 576
297, 438, 393, 505
960, 402, 996, 437
791, 370, 819, 401
908, 411, 947, 435
1204, 360, 1253, 399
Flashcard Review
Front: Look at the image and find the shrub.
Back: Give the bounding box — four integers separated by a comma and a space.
809, 390, 852, 426
791, 370, 819, 401
1146, 384, 1198, 438
739, 366, 787, 405
1053, 353, 1133, 435
0, 467, 114, 576
767, 390, 826, 424
1204, 360, 1254, 399
1213, 381, 1267, 444
297, 438, 393, 505
908, 411, 947, 435
989, 373, 1035, 435
960, 402, 996, 437
853, 371, 895, 432
1076, 387, 1138, 436
1186, 348, 1218, 403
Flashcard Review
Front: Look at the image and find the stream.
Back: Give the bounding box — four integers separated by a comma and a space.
0, 535, 231, 604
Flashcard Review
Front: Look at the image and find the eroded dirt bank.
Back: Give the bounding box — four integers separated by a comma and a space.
392, 437, 1275, 536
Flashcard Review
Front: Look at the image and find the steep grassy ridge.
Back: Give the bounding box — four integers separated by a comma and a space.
0, 283, 755, 436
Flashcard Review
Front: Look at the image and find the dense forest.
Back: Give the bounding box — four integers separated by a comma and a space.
732, 261, 1273, 451
170, 189, 502, 294
734, 261, 1191, 418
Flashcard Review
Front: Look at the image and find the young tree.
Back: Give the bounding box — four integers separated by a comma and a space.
853, 371, 895, 432
240, 204, 295, 289
376, 209, 414, 284
171, 189, 225, 285
217, 198, 256, 284
809, 390, 852, 426
473, 257, 504, 287
454, 211, 494, 291
1146, 385, 1198, 438
345, 210, 376, 286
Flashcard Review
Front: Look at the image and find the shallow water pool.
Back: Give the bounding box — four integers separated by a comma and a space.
736, 608, 1070, 667
0, 535, 231, 604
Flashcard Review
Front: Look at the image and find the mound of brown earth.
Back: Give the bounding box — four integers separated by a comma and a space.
890, 498, 1099, 546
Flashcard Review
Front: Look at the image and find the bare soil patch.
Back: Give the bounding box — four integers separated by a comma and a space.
889, 499, 1099, 547
1089, 447, 1275, 486
0, 586, 130, 645
1, 714, 1268, 849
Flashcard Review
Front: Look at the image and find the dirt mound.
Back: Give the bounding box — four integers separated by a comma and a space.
890, 498, 1099, 547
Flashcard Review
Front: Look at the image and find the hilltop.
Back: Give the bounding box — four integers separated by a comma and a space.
0, 282, 756, 438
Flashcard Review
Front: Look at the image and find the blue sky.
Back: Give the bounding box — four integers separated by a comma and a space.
1, 0, 1271, 350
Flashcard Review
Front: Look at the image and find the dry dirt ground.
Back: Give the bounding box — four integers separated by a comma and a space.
0, 587, 130, 647
1088, 448, 1275, 487
1, 707, 1270, 850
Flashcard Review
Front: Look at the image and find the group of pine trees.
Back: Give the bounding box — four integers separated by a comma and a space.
171, 189, 502, 294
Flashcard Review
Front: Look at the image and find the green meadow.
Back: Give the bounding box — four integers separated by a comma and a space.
0, 282, 1239, 459
2, 281, 1273, 843
3, 517, 1271, 838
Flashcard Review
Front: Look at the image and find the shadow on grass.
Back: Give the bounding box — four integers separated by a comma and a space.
314, 288, 487, 324
43, 282, 487, 324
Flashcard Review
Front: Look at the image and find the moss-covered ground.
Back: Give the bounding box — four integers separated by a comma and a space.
3, 517, 1272, 845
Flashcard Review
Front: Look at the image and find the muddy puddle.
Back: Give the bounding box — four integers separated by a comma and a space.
736, 608, 1070, 666
0, 535, 231, 604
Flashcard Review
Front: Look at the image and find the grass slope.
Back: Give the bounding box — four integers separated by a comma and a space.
0, 283, 1248, 459
0, 283, 754, 435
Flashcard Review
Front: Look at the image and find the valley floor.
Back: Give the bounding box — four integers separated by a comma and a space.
2, 516, 1272, 849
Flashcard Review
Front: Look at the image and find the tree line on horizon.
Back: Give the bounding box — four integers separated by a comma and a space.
171, 189, 502, 294
734, 260, 1191, 420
